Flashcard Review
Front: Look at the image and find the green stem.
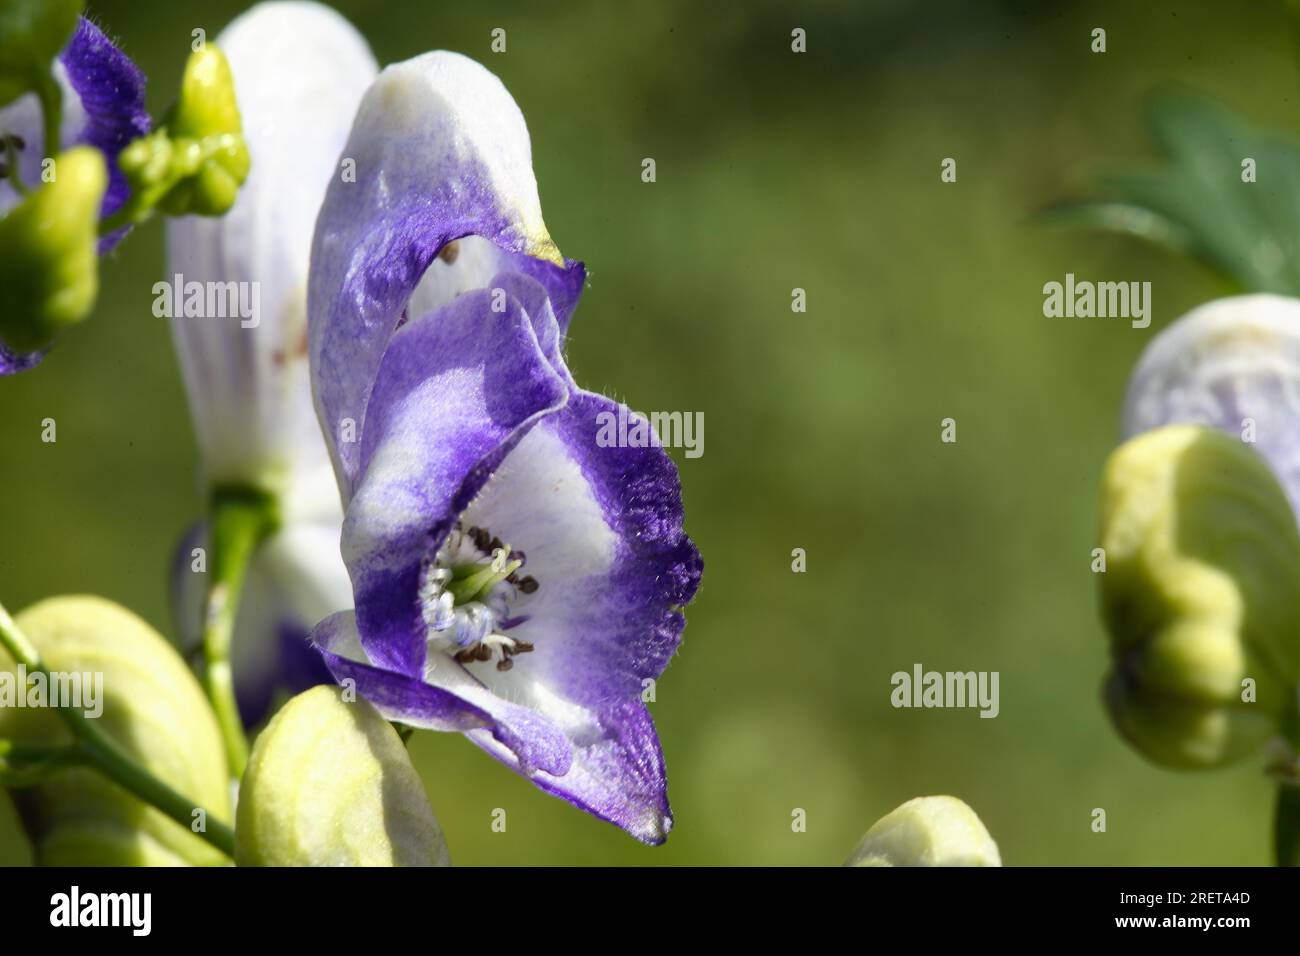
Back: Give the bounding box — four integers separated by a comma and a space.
201, 485, 278, 779
1274, 695, 1300, 866
0, 739, 84, 787
1275, 783, 1300, 867
74, 719, 235, 856
0, 602, 235, 857
97, 203, 143, 237
33, 73, 60, 175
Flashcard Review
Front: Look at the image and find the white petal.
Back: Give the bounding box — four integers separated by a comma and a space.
167, 1, 377, 494
257, 516, 354, 633
1122, 294, 1300, 519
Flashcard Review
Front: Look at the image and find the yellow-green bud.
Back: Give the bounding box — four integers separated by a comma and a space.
161, 44, 248, 216
235, 686, 450, 867
1099, 424, 1300, 769
172, 45, 240, 135
0, 595, 231, 865
116, 44, 250, 221
0, 146, 105, 353
845, 795, 1001, 867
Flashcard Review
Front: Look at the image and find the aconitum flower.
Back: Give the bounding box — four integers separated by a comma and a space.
307, 53, 702, 843
168, 1, 376, 724
0, 16, 149, 374
1100, 295, 1300, 768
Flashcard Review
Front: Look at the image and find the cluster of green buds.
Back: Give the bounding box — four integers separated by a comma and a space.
111, 45, 250, 226
0, 0, 249, 358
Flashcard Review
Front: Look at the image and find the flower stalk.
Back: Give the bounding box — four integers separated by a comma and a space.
1274, 702, 1300, 867
0, 600, 235, 858
201, 485, 279, 779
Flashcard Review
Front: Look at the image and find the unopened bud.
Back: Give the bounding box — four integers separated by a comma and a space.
846, 796, 1001, 867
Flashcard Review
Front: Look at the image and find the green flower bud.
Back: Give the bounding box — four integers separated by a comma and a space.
0, 0, 81, 106
845, 796, 1001, 867
1099, 424, 1300, 768
170, 44, 243, 142
0, 146, 106, 353
116, 44, 250, 221
0, 595, 231, 865
235, 686, 450, 867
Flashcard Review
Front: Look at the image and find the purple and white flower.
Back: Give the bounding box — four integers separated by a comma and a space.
1122, 294, 1300, 522
306, 52, 702, 843
0, 16, 149, 375
168, 2, 375, 724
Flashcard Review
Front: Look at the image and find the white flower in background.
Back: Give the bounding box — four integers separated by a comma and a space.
167, 1, 377, 725
1123, 294, 1300, 521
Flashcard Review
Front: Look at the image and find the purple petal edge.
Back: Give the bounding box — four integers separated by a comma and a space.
470, 696, 675, 845
312, 611, 573, 777
59, 17, 150, 250
0, 341, 44, 376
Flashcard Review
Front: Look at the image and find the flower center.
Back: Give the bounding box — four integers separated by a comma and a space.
418, 524, 538, 671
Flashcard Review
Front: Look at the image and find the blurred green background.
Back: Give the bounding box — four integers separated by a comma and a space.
1, 0, 1293, 865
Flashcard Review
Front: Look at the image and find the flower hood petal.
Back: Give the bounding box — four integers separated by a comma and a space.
308, 50, 584, 499
1122, 293, 1300, 520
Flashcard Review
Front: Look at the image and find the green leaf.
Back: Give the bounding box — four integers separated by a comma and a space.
1049, 88, 1300, 295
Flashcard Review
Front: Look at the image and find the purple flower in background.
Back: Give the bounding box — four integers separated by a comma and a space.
307, 52, 702, 843
0, 17, 150, 375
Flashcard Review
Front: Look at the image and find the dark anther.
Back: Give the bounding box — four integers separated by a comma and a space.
438, 240, 460, 264
513, 640, 535, 654
469, 526, 492, 553
516, 576, 539, 594
495, 658, 513, 672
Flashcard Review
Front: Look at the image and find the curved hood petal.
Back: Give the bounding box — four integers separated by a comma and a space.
308, 50, 584, 498
1122, 293, 1300, 519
